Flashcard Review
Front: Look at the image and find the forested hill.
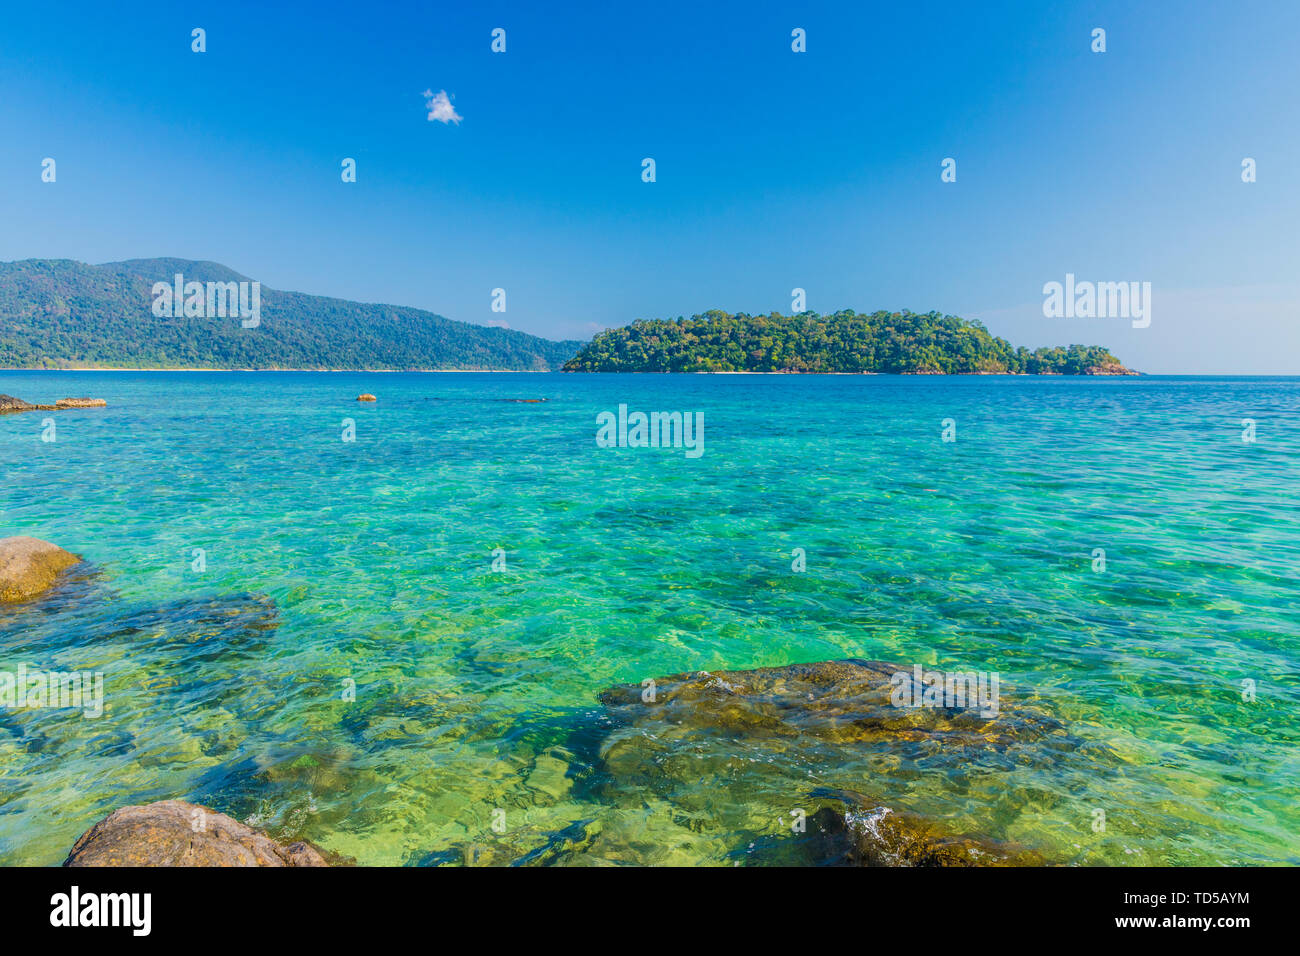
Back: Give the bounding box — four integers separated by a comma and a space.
562, 310, 1135, 374
0, 258, 583, 370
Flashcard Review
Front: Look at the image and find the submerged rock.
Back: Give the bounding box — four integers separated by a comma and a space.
598, 658, 1073, 751
824, 803, 1044, 866
0, 584, 275, 659
750, 793, 1046, 866
64, 800, 331, 867
0, 537, 82, 604
424, 817, 603, 868
109, 591, 281, 642
596, 658, 1085, 864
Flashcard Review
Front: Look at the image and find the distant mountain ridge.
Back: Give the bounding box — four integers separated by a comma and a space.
0, 258, 583, 370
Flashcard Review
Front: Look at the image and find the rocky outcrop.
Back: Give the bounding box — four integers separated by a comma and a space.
0, 394, 37, 413
0, 394, 107, 413
64, 800, 331, 867
1084, 364, 1137, 375
357, 393, 377, 402
0, 536, 82, 604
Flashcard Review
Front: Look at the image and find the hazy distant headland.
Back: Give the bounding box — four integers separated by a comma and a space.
0, 258, 582, 371
563, 311, 1135, 375
1, 258, 1132, 375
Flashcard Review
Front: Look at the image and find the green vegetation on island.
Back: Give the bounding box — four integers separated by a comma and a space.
563, 310, 1135, 374
2, 262, 1135, 376
0, 258, 582, 370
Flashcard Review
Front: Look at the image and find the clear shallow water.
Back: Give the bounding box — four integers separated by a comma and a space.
1, 371, 1298, 866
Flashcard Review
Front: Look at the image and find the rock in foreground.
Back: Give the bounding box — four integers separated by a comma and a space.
0, 536, 82, 604
64, 800, 330, 867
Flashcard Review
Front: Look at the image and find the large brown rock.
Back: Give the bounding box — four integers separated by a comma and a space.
64, 800, 331, 867
0, 536, 81, 604
0, 394, 36, 413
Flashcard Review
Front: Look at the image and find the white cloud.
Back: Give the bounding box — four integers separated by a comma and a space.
422, 89, 462, 125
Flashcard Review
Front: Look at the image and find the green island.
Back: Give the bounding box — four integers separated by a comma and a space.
563, 310, 1135, 374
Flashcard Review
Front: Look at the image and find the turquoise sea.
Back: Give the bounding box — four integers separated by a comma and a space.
1, 371, 1298, 866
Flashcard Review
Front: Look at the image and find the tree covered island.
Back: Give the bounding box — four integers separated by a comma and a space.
563, 310, 1135, 374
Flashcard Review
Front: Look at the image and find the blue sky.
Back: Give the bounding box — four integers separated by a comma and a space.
2, 0, 1298, 372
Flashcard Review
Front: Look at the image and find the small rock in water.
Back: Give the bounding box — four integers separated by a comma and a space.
0, 394, 36, 414
0, 394, 107, 413
357, 393, 377, 402
0, 536, 81, 604
64, 800, 332, 866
